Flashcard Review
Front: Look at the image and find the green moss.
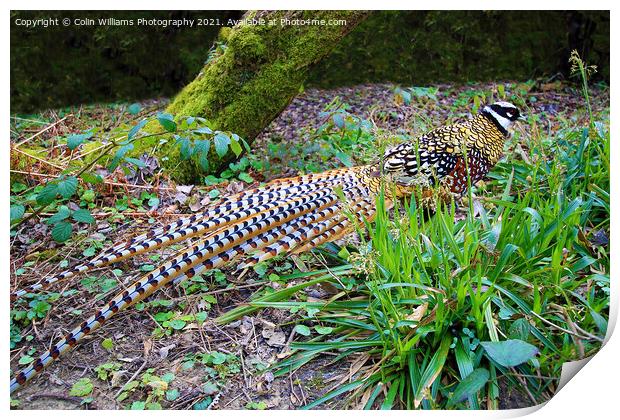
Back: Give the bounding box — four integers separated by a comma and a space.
229, 29, 267, 63
166, 11, 369, 176
12, 146, 48, 172
219, 27, 232, 42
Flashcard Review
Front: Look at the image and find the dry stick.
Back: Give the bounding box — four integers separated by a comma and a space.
27, 393, 83, 405
548, 303, 604, 343
114, 359, 149, 399
11, 169, 178, 191
22, 211, 172, 219
289, 370, 300, 404
11, 147, 65, 170
509, 367, 539, 405
296, 373, 307, 406
239, 350, 249, 388
15, 115, 71, 147
71, 142, 111, 161
529, 310, 594, 341
179, 284, 210, 353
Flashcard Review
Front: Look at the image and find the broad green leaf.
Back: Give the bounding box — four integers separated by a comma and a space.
168, 319, 186, 330
83, 247, 96, 257
214, 132, 230, 157
314, 326, 333, 335
166, 389, 180, 401
193, 138, 210, 155
115, 143, 134, 159
70, 378, 93, 397
125, 157, 147, 168
447, 368, 489, 407
72, 208, 95, 224
157, 113, 177, 132
127, 103, 141, 115
10, 205, 25, 222
154, 311, 173, 322
101, 338, 114, 351
177, 136, 193, 160
51, 221, 73, 243
18, 355, 34, 365
295, 325, 311, 336
81, 172, 103, 184
130, 401, 146, 410
198, 153, 210, 172
193, 126, 213, 135
11, 182, 27, 193
332, 113, 345, 129
210, 352, 227, 365
57, 176, 78, 199
203, 381, 219, 395
192, 398, 212, 410
508, 318, 531, 340
47, 206, 71, 224
36, 183, 59, 205
237, 172, 254, 183
67, 132, 93, 150
161, 372, 175, 383
480, 339, 539, 367
335, 151, 353, 167
140, 264, 155, 272
230, 135, 243, 156
128, 119, 148, 140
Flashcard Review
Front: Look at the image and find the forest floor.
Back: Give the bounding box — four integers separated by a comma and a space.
9, 80, 610, 410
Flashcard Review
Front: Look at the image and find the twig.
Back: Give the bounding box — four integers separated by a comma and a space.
11, 147, 65, 170
28, 393, 83, 405
529, 310, 595, 341
11, 169, 177, 191
15, 115, 71, 147
114, 359, 148, 399
510, 367, 539, 405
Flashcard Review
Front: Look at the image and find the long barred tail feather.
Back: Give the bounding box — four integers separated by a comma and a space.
11, 168, 364, 299
11, 166, 381, 393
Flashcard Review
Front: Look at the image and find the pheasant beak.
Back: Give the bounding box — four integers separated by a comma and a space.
518, 114, 528, 122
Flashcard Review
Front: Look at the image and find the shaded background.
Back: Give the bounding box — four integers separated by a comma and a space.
10, 10, 609, 113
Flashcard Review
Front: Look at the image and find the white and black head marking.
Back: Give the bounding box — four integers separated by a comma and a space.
482, 101, 521, 135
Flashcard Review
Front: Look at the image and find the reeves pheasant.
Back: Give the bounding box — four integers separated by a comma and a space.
10, 101, 522, 393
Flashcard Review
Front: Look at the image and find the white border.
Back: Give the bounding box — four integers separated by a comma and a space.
3, 2, 617, 419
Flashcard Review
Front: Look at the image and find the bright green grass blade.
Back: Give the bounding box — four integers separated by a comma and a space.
413, 335, 451, 407
380, 377, 400, 410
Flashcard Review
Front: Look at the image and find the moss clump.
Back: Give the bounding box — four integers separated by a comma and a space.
228, 29, 267, 64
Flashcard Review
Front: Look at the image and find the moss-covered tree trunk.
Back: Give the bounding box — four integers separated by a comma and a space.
166, 10, 369, 177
